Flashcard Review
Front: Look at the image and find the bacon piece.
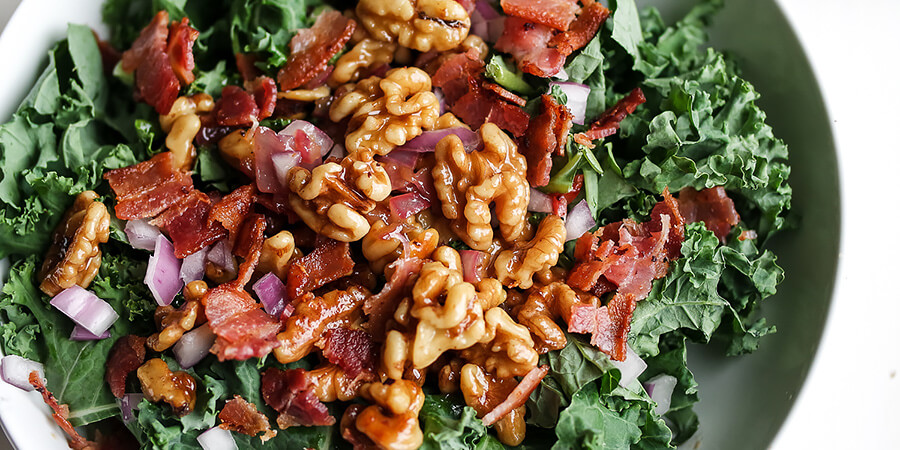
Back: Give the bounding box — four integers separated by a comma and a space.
278, 11, 356, 90
677, 186, 740, 243
135, 49, 181, 115
151, 190, 226, 258
209, 185, 256, 234
286, 238, 355, 297
495, 17, 564, 78
104, 152, 194, 220
92, 31, 121, 75
121, 11, 168, 72
277, 287, 368, 363
235, 53, 262, 82
203, 284, 259, 329
483, 82, 527, 107
432, 50, 484, 103
577, 88, 646, 142
29, 372, 94, 450
362, 257, 423, 337
261, 368, 335, 427
321, 328, 376, 379
216, 85, 260, 126
568, 293, 636, 361
121, 11, 185, 114
233, 214, 267, 288
211, 308, 282, 361
219, 396, 276, 441
501, 0, 578, 31
481, 365, 549, 426
105, 335, 147, 398
247, 77, 277, 120
522, 94, 573, 186
549, 2, 610, 56
166, 17, 199, 85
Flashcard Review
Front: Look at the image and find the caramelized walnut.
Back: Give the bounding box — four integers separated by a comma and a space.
257, 231, 296, 280
331, 38, 397, 85
460, 307, 538, 378
307, 364, 364, 402
330, 68, 440, 155
460, 363, 526, 446
160, 93, 214, 170
287, 152, 391, 242
354, 380, 425, 450
136, 358, 197, 416
39, 191, 110, 296
362, 220, 439, 273
356, 0, 471, 52
433, 123, 529, 251
217, 129, 254, 175
494, 215, 566, 289
274, 286, 369, 364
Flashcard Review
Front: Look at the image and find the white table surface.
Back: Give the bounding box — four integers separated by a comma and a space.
0, 0, 897, 449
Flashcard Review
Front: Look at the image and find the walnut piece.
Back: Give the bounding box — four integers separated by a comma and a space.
433, 123, 529, 250
257, 231, 296, 280
307, 364, 364, 402
330, 68, 439, 155
357, 0, 471, 52
354, 380, 424, 450
362, 220, 439, 273
515, 281, 599, 353
330, 38, 397, 85
460, 363, 526, 446
160, 93, 214, 170
287, 152, 391, 242
137, 358, 197, 416
274, 286, 368, 364
460, 307, 539, 378
39, 191, 110, 296
217, 129, 254, 175
146, 281, 207, 352
494, 215, 566, 289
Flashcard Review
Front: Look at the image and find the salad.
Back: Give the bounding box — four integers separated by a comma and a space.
0, 0, 791, 448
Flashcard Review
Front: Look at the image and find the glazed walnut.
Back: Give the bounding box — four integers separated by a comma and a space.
160, 93, 214, 170
217, 129, 254, 175
354, 380, 424, 450
307, 364, 364, 402
460, 307, 538, 378
257, 231, 296, 280
362, 220, 439, 273
516, 281, 600, 353
136, 358, 197, 416
39, 191, 110, 296
146, 281, 207, 352
274, 286, 369, 364
460, 363, 526, 446
356, 0, 471, 52
433, 123, 529, 251
287, 152, 391, 242
494, 215, 566, 289
331, 38, 397, 85
330, 68, 439, 155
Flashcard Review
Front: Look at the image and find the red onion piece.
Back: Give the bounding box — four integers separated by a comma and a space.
0, 355, 45, 392
487, 17, 506, 43
124, 219, 161, 251
144, 235, 183, 306
410, 169, 438, 203
611, 345, 646, 388
527, 188, 553, 213
252, 272, 287, 317
180, 245, 209, 285
549, 81, 590, 125
118, 393, 143, 424
50, 286, 119, 337
70, 324, 111, 341
475, 0, 500, 20
389, 191, 431, 221
482, 365, 549, 426
207, 240, 235, 274
643, 374, 677, 415
471, 10, 490, 41
271, 151, 304, 189
397, 127, 480, 153
379, 149, 419, 169
459, 250, 485, 283
197, 426, 237, 450
328, 143, 346, 160
565, 200, 595, 241
254, 127, 291, 194
279, 120, 333, 167
433, 88, 448, 115
173, 323, 216, 369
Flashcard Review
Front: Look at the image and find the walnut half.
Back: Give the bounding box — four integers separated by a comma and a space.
357, 0, 471, 52
39, 191, 110, 296
494, 215, 566, 289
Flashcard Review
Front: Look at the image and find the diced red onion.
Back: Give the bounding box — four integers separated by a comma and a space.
50, 286, 119, 337
475, 0, 500, 20
0, 355, 45, 392
410, 169, 438, 203
643, 374, 677, 415
279, 120, 333, 164
144, 235, 183, 306
197, 426, 237, 450
207, 240, 235, 274
254, 127, 291, 194
565, 200, 595, 241
379, 149, 419, 169
398, 127, 480, 153
252, 273, 287, 317
390, 192, 431, 221
173, 323, 216, 369
180, 246, 209, 285
124, 219, 161, 251
552, 67, 569, 81
487, 17, 506, 43
549, 82, 590, 125
610, 345, 646, 388
118, 393, 143, 424
381, 160, 416, 191
328, 143, 346, 160
433, 88, 448, 115
70, 324, 111, 341
459, 250, 485, 283
271, 151, 304, 189
528, 188, 553, 213
470, 9, 490, 42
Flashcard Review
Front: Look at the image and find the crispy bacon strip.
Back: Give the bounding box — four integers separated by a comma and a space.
522, 94, 573, 186
278, 11, 355, 90
29, 372, 94, 450
362, 257, 423, 337
215, 85, 260, 126
548, 2, 610, 56
482, 82, 527, 107
286, 238, 355, 297
233, 214, 267, 289
322, 328, 377, 379
209, 185, 257, 235
105, 335, 147, 398
481, 365, 549, 426
211, 308, 281, 361
104, 152, 193, 220
247, 76, 277, 120
568, 293, 636, 361
261, 368, 335, 427
219, 396, 276, 441
203, 284, 258, 329
495, 17, 564, 78
577, 88, 646, 142
500, 0, 578, 31
677, 186, 740, 243
166, 17, 199, 85
151, 190, 226, 258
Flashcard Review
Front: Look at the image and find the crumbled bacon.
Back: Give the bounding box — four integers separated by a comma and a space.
30, 372, 95, 450
279, 287, 368, 363
548, 1, 610, 55
677, 186, 740, 243
219, 396, 276, 441
105, 335, 147, 398
235, 53, 262, 82
261, 368, 335, 427
166, 17, 199, 85
278, 11, 355, 90
203, 284, 258, 329
120, 11, 168, 73
521, 94, 573, 186
500, 0, 578, 31
482, 82, 527, 107
104, 152, 193, 220
209, 185, 257, 235
567, 293, 636, 361
286, 238, 355, 297
362, 257, 423, 337
577, 88, 646, 142
322, 328, 377, 379
495, 17, 563, 78
246, 76, 277, 120
215, 85, 260, 126
232, 214, 267, 288
211, 308, 282, 361
151, 190, 226, 258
